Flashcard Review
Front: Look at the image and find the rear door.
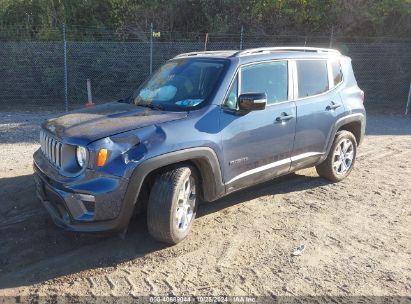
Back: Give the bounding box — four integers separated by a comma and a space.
291, 58, 345, 170
220, 60, 296, 192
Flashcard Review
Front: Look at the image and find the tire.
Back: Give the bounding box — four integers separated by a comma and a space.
147, 166, 199, 244
316, 130, 357, 182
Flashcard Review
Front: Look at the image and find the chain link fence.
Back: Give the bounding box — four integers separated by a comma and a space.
0, 29, 410, 113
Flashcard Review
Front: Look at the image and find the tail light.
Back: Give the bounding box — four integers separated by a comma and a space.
360, 90, 365, 103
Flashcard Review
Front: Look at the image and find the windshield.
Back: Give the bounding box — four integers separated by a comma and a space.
133, 59, 227, 111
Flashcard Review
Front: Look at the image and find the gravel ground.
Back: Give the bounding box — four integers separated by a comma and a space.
0, 111, 410, 300
0, 111, 59, 177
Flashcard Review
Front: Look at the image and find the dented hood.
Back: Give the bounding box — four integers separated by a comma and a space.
43, 102, 187, 144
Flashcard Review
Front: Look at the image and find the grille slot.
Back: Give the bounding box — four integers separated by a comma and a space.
40, 130, 63, 168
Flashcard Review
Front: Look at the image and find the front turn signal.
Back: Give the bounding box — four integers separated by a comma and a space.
97, 149, 108, 167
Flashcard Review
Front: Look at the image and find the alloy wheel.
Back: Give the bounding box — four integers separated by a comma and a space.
175, 175, 196, 232
333, 138, 354, 175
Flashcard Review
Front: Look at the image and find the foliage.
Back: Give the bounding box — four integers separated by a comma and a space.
0, 0, 410, 40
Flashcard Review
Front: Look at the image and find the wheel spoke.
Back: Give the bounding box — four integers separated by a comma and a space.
176, 207, 184, 224
188, 193, 196, 208
183, 204, 190, 228
340, 159, 348, 173
334, 160, 342, 173
345, 150, 354, 161
341, 140, 346, 153
184, 179, 191, 199
342, 140, 347, 153
334, 145, 341, 156
343, 140, 352, 153
178, 187, 186, 202
175, 174, 197, 232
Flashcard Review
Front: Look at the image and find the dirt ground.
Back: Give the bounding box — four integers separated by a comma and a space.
0, 112, 410, 300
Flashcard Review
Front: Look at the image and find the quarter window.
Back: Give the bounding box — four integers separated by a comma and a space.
241, 61, 288, 104
296, 60, 329, 98
331, 59, 343, 86
223, 76, 238, 110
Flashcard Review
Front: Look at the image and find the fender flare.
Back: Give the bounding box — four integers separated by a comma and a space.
321, 113, 366, 162
119, 147, 225, 227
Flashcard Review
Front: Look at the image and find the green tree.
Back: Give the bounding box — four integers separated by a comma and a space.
0, 0, 410, 40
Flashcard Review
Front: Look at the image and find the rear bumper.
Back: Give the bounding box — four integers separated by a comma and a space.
33, 161, 134, 233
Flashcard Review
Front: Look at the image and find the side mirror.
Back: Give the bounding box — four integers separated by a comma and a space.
238, 93, 267, 112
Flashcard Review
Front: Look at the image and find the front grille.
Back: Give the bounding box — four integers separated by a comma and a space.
40, 130, 63, 168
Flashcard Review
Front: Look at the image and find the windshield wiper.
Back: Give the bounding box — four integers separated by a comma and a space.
137, 103, 165, 111
117, 95, 132, 103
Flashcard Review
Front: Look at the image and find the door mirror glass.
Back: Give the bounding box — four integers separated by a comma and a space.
238, 93, 267, 111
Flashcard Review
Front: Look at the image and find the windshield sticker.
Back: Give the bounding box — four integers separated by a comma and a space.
175, 99, 203, 107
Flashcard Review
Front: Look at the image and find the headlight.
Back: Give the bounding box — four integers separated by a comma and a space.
76, 146, 87, 167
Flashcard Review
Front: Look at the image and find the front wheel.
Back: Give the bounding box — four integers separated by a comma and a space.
316, 130, 357, 182
147, 166, 199, 244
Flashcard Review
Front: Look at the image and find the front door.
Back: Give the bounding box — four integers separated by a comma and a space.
220, 60, 296, 192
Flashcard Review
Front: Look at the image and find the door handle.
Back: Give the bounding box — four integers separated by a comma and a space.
326, 102, 341, 111
276, 112, 294, 122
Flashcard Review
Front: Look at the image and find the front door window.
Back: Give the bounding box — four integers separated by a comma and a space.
241, 61, 288, 104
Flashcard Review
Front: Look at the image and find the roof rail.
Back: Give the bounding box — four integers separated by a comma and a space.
173, 50, 236, 58
234, 47, 341, 57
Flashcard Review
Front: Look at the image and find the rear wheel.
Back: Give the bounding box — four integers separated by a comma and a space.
147, 166, 199, 244
316, 130, 357, 182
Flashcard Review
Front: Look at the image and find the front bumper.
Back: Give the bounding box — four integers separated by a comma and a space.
33, 151, 133, 233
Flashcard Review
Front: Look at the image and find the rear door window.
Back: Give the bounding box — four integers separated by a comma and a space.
296, 60, 329, 98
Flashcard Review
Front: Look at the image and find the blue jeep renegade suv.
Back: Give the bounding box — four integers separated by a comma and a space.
33, 47, 366, 244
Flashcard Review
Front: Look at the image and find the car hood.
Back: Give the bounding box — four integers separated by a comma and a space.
42, 102, 187, 145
